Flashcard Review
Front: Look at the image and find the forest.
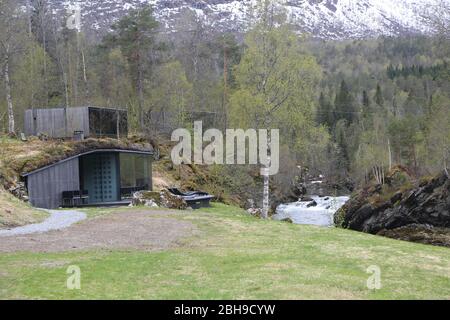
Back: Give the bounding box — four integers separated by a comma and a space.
0, 0, 449, 190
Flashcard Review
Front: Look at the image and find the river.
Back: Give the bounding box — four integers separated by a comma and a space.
274, 195, 350, 227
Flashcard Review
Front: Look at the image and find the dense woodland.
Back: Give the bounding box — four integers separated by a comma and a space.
0, 0, 449, 189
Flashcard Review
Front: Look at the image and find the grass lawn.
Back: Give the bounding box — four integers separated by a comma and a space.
0, 203, 449, 300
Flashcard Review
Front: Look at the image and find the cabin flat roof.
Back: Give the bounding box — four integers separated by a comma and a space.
22, 149, 153, 177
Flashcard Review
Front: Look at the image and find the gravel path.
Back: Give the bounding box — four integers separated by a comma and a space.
0, 210, 87, 237
0, 210, 195, 253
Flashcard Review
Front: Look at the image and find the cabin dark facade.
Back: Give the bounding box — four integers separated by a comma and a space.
22, 150, 153, 209
24, 106, 128, 139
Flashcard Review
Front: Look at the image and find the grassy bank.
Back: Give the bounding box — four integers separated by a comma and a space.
0, 203, 449, 299
0, 188, 48, 229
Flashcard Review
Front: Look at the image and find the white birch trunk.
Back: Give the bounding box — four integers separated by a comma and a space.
81, 46, 89, 103
4, 55, 15, 134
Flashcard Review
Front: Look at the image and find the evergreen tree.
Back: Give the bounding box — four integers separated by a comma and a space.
362, 90, 370, 109
374, 83, 384, 107
109, 5, 159, 130
317, 92, 334, 128
334, 80, 355, 123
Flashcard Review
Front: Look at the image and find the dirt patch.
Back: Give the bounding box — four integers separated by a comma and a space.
0, 210, 196, 253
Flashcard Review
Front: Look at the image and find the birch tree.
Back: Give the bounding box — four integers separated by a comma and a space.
229, 1, 321, 218
0, 0, 26, 134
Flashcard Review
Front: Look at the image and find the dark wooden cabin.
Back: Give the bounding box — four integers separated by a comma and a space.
22, 149, 153, 209
24, 106, 128, 139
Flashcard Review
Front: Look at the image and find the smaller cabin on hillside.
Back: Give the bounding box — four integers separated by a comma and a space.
24, 106, 128, 139
22, 149, 153, 209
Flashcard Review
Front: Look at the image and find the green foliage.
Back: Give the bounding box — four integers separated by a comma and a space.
149, 61, 193, 127
110, 5, 159, 70
229, 21, 328, 172
230, 24, 321, 128
424, 94, 450, 173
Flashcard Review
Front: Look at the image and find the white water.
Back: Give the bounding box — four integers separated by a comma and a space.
274, 196, 350, 227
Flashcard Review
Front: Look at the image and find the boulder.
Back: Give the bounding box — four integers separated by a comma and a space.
281, 217, 294, 224
293, 183, 307, 198
159, 190, 188, 210
132, 190, 188, 210
247, 207, 263, 218
246, 199, 256, 210
307, 200, 318, 208
8, 182, 29, 202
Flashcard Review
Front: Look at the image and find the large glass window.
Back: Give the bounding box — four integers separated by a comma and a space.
89, 108, 128, 138
120, 154, 152, 196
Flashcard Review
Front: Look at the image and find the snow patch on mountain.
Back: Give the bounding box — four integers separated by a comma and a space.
51, 0, 440, 39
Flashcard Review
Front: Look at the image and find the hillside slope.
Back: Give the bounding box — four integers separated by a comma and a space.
0, 188, 48, 229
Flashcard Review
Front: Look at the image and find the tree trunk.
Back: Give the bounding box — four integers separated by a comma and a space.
42, 16, 48, 106
116, 108, 120, 140
4, 55, 15, 134
388, 139, 392, 170
262, 162, 270, 219
81, 45, 89, 104
443, 150, 449, 178
138, 72, 144, 131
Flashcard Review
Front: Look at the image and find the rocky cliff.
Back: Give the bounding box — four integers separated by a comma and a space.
335, 169, 450, 247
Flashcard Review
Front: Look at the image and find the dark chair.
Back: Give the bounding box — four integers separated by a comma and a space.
81, 190, 89, 205
62, 191, 75, 207
62, 190, 89, 207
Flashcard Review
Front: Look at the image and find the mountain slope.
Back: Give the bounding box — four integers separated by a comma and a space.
46, 0, 438, 39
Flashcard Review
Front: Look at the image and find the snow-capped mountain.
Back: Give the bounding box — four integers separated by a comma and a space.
47, 0, 440, 39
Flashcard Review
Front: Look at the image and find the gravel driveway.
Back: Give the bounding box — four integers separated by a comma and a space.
0, 210, 86, 237
0, 210, 195, 253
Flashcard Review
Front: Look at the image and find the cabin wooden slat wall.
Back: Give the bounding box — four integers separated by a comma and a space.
24, 107, 125, 138
27, 158, 80, 209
